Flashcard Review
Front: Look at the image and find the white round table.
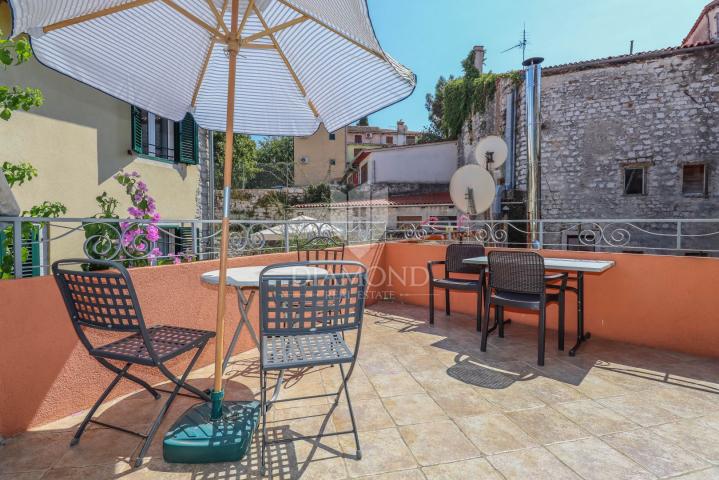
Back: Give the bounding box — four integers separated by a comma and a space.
201, 265, 328, 373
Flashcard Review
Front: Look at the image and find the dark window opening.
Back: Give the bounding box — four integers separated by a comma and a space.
623, 167, 646, 195
565, 233, 596, 252
328, 132, 336, 141
354, 134, 363, 144
386, 135, 394, 145
329, 159, 336, 166
406, 136, 416, 145
682, 164, 707, 196
131, 106, 198, 164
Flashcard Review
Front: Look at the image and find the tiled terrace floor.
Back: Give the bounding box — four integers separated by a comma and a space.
2, 301, 719, 479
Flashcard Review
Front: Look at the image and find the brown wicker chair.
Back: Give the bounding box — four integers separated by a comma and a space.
427, 243, 486, 331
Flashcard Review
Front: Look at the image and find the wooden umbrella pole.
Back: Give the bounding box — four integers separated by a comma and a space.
211, 0, 240, 419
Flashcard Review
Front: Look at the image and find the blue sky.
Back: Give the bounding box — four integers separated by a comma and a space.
365, 0, 707, 131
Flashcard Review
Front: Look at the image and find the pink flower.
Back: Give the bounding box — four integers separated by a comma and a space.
173, 256, 181, 265
128, 206, 142, 217
131, 171, 140, 177
151, 212, 161, 222
137, 181, 147, 192
146, 225, 160, 242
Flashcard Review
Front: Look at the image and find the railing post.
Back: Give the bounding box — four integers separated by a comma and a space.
13, 219, 23, 279
538, 221, 544, 249
191, 221, 199, 260
676, 221, 682, 251
283, 222, 290, 253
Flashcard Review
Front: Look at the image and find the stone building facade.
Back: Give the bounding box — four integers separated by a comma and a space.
460, 43, 719, 252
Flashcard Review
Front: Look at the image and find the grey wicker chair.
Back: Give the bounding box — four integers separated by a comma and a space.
480, 251, 568, 366
52, 259, 213, 467
427, 243, 486, 331
258, 260, 367, 475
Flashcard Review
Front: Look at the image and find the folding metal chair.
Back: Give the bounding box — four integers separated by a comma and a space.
258, 260, 367, 475
52, 259, 213, 467
480, 251, 568, 366
296, 235, 345, 271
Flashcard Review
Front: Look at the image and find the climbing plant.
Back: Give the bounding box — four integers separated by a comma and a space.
0, 29, 43, 120
424, 49, 521, 140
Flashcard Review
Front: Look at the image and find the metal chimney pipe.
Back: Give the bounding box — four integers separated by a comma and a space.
523, 56, 543, 247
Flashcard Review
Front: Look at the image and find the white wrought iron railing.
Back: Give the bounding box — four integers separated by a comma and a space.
1, 216, 718, 279
0, 217, 387, 279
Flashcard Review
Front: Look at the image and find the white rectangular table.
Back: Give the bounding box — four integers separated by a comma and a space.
463, 256, 615, 355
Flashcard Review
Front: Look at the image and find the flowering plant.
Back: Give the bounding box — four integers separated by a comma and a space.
114, 171, 164, 262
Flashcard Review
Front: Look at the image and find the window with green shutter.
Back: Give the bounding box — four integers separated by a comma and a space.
130, 107, 199, 164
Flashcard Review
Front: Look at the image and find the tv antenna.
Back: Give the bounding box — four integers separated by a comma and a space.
502, 24, 528, 61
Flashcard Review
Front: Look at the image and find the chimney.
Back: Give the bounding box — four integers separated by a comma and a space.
396, 120, 407, 134
473, 45, 485, 74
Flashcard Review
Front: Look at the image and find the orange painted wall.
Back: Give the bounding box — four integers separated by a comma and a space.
0, 244, 384, 436
383, 243, 719, 359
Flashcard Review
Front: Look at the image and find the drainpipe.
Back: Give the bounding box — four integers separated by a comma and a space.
504, 88, 517, 191
523, 57, 543, 248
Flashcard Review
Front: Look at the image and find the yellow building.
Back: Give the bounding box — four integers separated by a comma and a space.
293, 120, 421, 187
1, 1, 212, 262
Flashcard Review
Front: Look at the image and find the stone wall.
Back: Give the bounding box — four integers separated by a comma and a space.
214, 188, 305, 220
458, 45, 719, 252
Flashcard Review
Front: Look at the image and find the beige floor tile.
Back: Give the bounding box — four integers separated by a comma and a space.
672, 467, 719, 479
331, 398, 394, 433
647, 387, 719, 419
54, 428, 141, 469
516, 377, 587, 404
597, 392, 680, 427
339, 428, 417, 478
360, 469, 425, 480
367, 372, 424, 398
421, 457, 503, 480
603, 428, 708, 478
553, 399, 639, 435
506, 407, 589, 445
0, 432, 72, 474
359, 354, 405, 376
572, 373, 630, 399
455, 413, 537, 455
547, 437, 654, 480
0, 474, 45, 480
651, 418, 719, 464
398, 420, 480, 466
487, 446, 581, 480
425, 383, 497, 418
39, 464, 133, 480
382, 393, 447, 426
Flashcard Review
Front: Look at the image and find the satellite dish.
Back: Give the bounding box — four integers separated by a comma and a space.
474, 135, 508, 169
449, 164, 496, 215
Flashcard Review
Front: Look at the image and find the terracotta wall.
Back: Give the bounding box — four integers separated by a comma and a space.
383, 243, 719, 359
0, 244, 384, 436
2, 241, 718, 436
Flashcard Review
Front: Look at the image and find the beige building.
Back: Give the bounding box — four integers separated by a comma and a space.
293, 119, 421, 186
0, 1, 212, 263
683, 0, 719, 46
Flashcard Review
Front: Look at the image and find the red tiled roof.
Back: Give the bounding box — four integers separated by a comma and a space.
544, 41, 718, 74
294, 192, 453, 209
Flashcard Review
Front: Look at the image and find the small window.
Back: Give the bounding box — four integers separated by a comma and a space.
328, 132, 336, 141
386, 135, 394, 145
623, 166, 646, 195
329, 159, 336, 166
360, 163, 368, 184
131, 106, 198, 164
682, 164, 707, 196
354, 134, 363, 144
685, 251, 709, 257
406, 136, 416, 145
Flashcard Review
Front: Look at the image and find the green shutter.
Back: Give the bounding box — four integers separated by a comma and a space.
0, 227, 40, 278
175, 113, 199, 165
131, 106, 143, 154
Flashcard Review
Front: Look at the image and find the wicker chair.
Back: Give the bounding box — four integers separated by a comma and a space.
258, 260, 367, 475
427, 243, 486, 331
52, 259, 213, 467
480, 251, 567, 366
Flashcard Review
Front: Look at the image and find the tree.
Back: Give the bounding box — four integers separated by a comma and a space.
357, 116, 369, 126
250, 136, 294, 188
423, 75, 451, 142
0, 30, 43, 120
213, 132, 258, 189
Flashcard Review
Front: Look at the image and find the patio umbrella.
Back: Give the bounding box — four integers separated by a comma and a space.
257, 215, 341, 240
9, 0, 415, 462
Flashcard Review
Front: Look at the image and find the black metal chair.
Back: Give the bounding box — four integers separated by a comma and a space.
258, 260, 367, 475
427, 243, 486, 331
52, 259, 213, 467
480, 251, 568, 366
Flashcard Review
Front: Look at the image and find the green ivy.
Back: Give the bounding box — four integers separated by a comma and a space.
0, 30, 44, 121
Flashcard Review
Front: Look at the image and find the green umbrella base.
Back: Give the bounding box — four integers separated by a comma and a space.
163, 400, 260, 464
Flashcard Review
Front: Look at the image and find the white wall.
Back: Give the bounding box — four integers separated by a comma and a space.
366, 141, 457, 184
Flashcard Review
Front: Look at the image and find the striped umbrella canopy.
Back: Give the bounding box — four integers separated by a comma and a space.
9, 0, 415, 418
